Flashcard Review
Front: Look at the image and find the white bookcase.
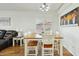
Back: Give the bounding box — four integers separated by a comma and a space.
43, 21, 52, 35
36, 20, 52, 35
36, 23, 43, 35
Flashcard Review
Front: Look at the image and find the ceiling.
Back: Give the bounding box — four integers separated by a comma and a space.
0, 3, 63, 11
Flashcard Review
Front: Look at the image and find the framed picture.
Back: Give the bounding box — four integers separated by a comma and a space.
0, 17, 11, 26
60, 7, 79, 26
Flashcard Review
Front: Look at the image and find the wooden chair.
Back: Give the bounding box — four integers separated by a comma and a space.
42, 35, 54, 56
54, 36, 63, 56
27, 40, 38, 56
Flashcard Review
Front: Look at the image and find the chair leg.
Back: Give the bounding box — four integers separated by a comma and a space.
51, 44, 54, 56
35, 47, 38, 56
42, 48, 44, 56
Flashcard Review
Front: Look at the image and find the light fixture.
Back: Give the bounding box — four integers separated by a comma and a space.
40, 3, 49, 12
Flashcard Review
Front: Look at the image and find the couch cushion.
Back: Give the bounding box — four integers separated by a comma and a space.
6, 30, 18, 37
0, 39, 8, 45
4, 35, 12, 40
0, 30, 6, 39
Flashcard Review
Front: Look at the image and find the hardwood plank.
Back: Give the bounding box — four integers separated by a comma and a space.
0, 45, 73, 56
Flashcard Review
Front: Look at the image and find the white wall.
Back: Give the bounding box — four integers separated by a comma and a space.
60, 26, 79, 56
0, 10, 58, 33
58, 4, 79, 56
58, 3, 79, 17
0, 10, 36, 32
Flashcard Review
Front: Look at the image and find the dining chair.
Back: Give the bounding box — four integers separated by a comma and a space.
42, 35, 54, 56
27, 40, 38, 56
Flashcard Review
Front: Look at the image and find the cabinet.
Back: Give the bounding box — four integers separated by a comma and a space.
36, 20, 52, 35
36, 20, 53, 56
36, 23, 43, 35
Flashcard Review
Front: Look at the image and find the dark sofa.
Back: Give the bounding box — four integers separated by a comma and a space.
0, 30, 18, 51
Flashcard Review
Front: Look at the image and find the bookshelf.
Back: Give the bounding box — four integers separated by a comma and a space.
36, 20, 52, 35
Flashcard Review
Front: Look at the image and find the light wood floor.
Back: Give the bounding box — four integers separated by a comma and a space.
0, 45, 73, 56
0, 45, 24, 56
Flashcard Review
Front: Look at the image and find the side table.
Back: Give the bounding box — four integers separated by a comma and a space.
13, 37, 24, 46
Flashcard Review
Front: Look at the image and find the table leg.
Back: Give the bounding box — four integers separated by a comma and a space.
57, 40, 59, 55
20, 39, 23, 46
60, 41, 63, 56
13, 39, 15, 46
25, 39, 27, 56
